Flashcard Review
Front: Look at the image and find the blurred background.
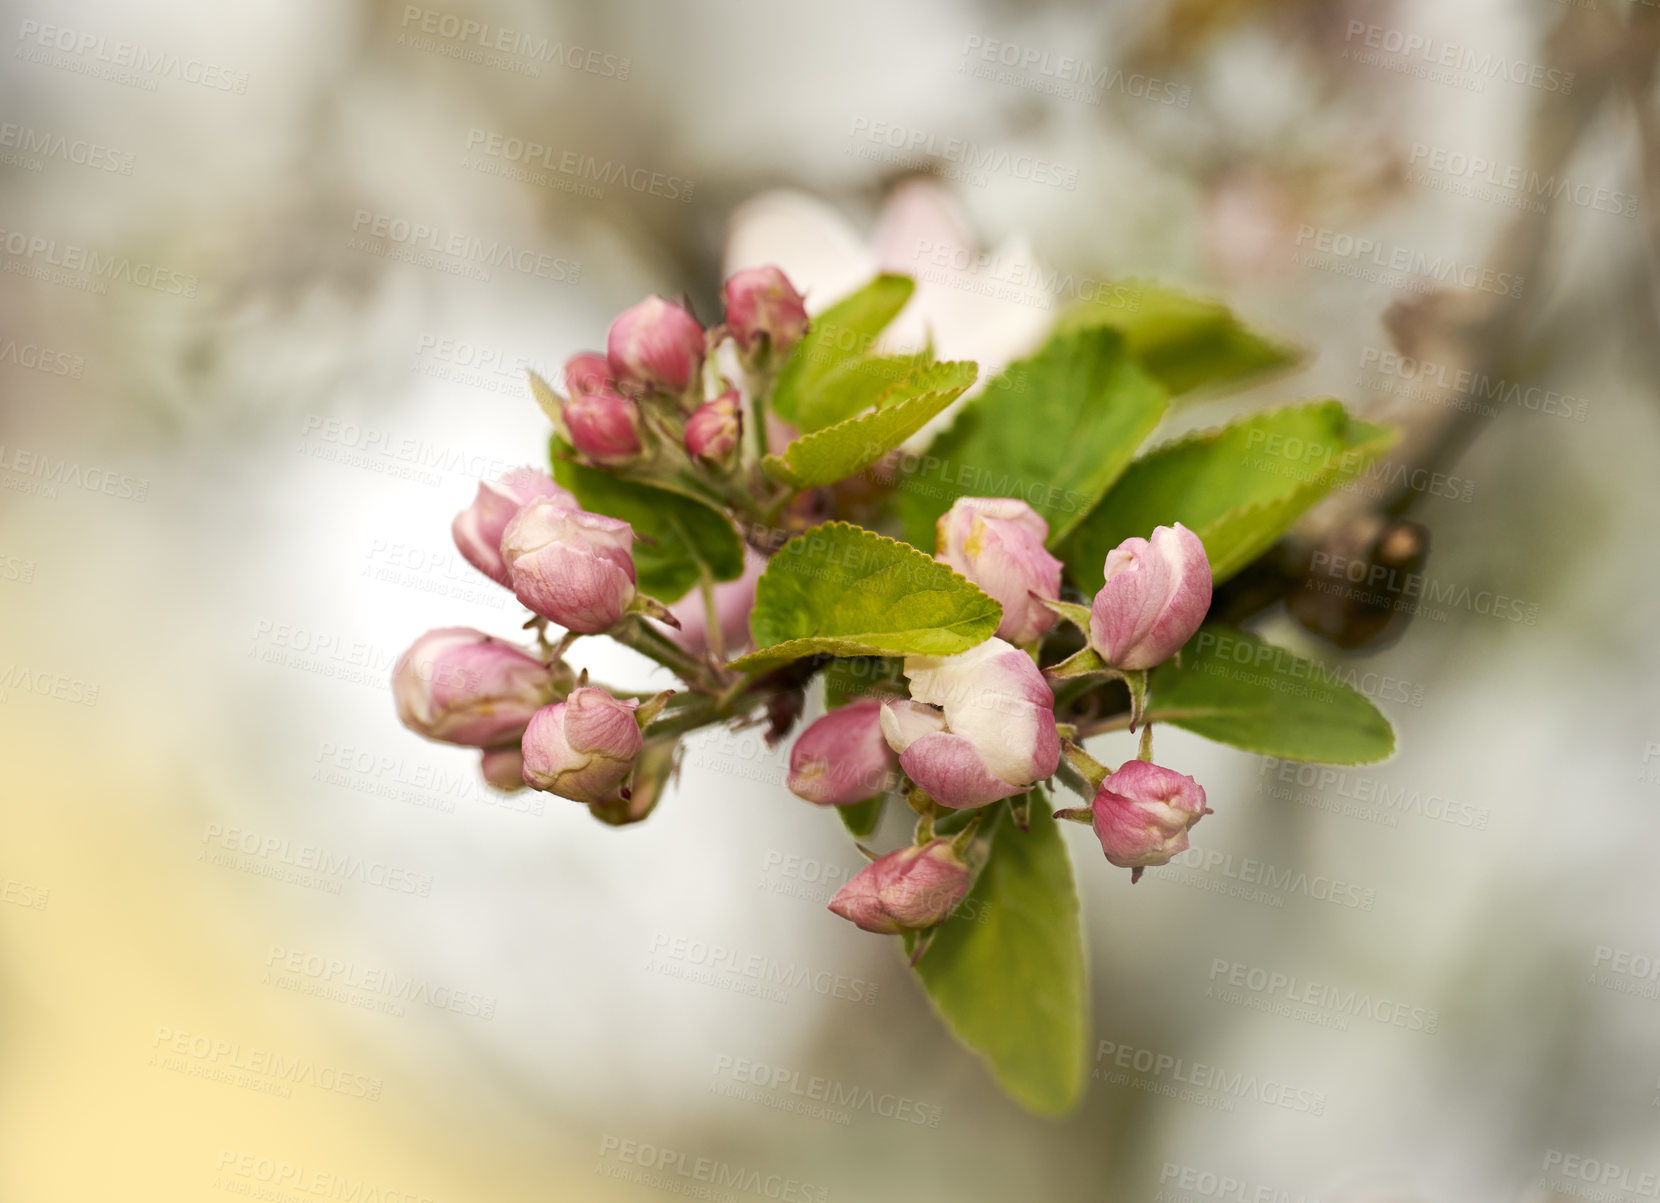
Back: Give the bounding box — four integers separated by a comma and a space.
3, 0, 1659, 1199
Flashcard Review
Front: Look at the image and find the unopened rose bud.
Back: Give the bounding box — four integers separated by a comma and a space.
1089, 523, 1212, 670
723, 265, 809, 357
521, 686, 643, 804
685, 390, 742, 467
501, 498, 636, 633
935, 497, 1062, 646
828, 839, 972, 934
879, 638, 1060, 809
787, 700, 898, 806
1088, 760, 1210, 881
565, 384, 643, 465
393, 627, 555, 748
606, 295, 705, 394
562, 351, 613, 396
480, 746, 526, 792
451, 468, 576, 588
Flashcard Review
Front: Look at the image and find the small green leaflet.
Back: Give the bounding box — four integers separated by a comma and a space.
770, 274, 915, 425
1149, 625, 1396, 764
795, 352, 931, 433
1057, 281, 1303, 397
728, 522, 1000, 671
1061, 401, 1395, 591
764, 361, 978, 490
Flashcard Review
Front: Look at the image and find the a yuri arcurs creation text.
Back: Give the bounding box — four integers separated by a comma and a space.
393, 261, 1399, 1113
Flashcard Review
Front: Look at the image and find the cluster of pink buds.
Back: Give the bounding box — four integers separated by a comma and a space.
555, 267, 809, 472
791, 504, 1218, 932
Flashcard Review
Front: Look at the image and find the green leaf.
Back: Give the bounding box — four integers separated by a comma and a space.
896, 326, 1168, 550
1149, 625, 1395, 764
771, 275, 915, 424
796, 352, 930, 433
1058, 281, 1303, 397
764, 361, 977, 490
1061, 401, 1395, 592
729, 522, 1001, 671
836, 795, 885, 840
820, 656, 904, 708
551, 444, 745, 603
912, 796, 1088, 1115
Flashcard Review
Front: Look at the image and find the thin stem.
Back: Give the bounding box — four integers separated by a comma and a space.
610, 617, 716, 688
699, 572, 725, 662
1138, 723, 1154, 763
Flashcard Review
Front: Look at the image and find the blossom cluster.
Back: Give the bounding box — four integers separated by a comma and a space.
393, 263, 1217, 942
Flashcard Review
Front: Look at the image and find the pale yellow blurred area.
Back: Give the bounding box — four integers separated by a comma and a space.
0, 708, 612, 1203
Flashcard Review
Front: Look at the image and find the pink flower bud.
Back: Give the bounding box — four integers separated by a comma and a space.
828, 839, 972, 934
935, 497, 1062, 646
786, 700, 899, 806
879, 638, 1060, 809
480, 746, 526, 792
684, 390, 742, 467
1089, 523, 1212, 671
564, 384, 643, 465
1089, 760, 1210, 880
723, 265, 809, 356
502, 497, 636, 633
451, 468, 576, 588
521, 687, 643, 804
562, 351, 613, 396
393, 627, 554, 748
606, 295, 705, 394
